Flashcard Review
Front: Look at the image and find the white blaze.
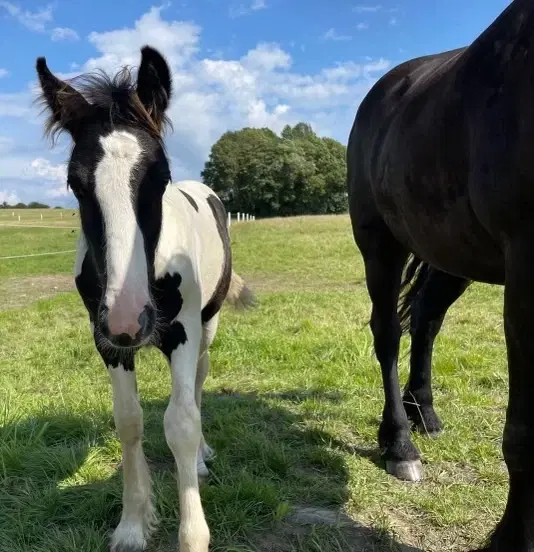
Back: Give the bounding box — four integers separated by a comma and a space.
94, 130, 150, 337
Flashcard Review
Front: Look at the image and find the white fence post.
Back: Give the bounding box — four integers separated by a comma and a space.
40, 213, 43, 220
18, 215, 21, 221
227, 212, 231, 227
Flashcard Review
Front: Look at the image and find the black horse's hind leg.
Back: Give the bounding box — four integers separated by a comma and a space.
403, 267, 471, 435
476, 241, 534, 552
362, 233, 423, 482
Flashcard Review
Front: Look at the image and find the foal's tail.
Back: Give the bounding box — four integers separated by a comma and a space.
398, 255, 431, 334
225, 270, 258, 310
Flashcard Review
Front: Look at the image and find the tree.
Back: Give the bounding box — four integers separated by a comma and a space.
27, 201, 50, 209
202, 123, 347, 217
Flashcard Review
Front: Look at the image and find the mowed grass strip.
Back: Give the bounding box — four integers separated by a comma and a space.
0, 214, 507, 551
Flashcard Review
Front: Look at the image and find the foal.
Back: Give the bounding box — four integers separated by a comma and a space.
36, 46, 255, 552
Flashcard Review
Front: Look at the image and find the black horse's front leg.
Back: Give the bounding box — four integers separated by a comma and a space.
477, 241, 534, 552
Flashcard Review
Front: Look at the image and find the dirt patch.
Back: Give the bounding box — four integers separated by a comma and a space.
252, 506, 423, 552
0, 274, 75, 310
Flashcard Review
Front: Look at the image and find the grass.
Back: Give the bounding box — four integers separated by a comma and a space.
0, 213, 508, 551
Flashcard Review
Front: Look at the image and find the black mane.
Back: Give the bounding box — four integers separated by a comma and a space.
36, 64, 173, 143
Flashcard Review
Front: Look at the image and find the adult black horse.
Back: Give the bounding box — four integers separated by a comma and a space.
347, 0, 534, 550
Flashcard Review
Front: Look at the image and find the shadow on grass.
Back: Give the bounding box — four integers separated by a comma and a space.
0, 390, 421, 552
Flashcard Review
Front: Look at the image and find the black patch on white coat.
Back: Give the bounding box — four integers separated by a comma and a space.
179, 189, 199, 212
153, 273, 188, 358
103, 351, 135, 371
201, 194, 232, 324
76, 251, 135, 371
75, 253, 101, 323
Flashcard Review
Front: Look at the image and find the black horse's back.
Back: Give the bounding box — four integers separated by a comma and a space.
348, 36, 505, 285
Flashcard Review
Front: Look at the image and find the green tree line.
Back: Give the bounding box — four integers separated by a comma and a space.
201, 123, 348, 217
0, 201, 53, 209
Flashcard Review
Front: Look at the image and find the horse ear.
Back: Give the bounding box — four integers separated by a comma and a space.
35, 57, 89, 138
136, 46, 172, 128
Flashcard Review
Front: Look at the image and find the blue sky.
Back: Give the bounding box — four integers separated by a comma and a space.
0, 0, 511, 206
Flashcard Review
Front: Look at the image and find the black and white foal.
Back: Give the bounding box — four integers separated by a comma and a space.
36, 46, 255, 552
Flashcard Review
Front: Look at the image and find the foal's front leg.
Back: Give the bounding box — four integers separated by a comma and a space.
98, 348, 156, 552
161, 309, 210, 552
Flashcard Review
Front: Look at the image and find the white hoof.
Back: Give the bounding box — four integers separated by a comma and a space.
179, 521, 210, 552
111, 502, 157, 552
111, 522, 147, 552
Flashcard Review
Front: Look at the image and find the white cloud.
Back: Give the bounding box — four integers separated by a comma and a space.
84, 6, 200, 73
389, 16, 398, 26
229, 0, 267, 18
356, 22, 369, 30
0, 1, 53, 32
51, 27, 79, 41
46, 184, 70, 198
29, 158, 67, 183
0, 189, 20, 205
0, 92, 32, 118
0, 2, 82, 42
1, 6, 391, 205
241, 42, 291, 71
353, 4, 382, 13
322, 28, 352, 41
0, 68, 8, 78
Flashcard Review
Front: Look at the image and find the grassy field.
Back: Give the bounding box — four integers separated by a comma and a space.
0, 212, 508, 552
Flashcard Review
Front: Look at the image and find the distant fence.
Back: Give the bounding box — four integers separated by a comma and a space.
2, 211, 72, 222
227, 212, 256, 227
2, 210, 257, 227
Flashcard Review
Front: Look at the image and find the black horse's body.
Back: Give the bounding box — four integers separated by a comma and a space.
348, 1, 534, 549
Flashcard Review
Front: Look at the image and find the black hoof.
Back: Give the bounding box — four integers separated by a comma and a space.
385, 459, 423, 481
404, 401, 443, 436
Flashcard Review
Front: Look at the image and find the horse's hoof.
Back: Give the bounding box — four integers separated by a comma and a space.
385, 459, 423, 481
405, 404, 443, 436
203, 443, 216, 463
417, 426, 442, 439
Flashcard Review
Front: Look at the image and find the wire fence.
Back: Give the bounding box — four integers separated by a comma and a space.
0, 209, 258, 261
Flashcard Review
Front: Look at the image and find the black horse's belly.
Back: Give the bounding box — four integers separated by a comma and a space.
375, 181, 505, 285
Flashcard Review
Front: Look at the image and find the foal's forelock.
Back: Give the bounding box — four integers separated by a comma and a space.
95, 129, 152, 339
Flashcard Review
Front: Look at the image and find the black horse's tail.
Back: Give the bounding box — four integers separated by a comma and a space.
398, 255, 431, 334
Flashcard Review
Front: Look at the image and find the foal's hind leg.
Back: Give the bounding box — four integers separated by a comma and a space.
362, 233, 423, 481
404, 268, 471, 435
196, 313, 219, 479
